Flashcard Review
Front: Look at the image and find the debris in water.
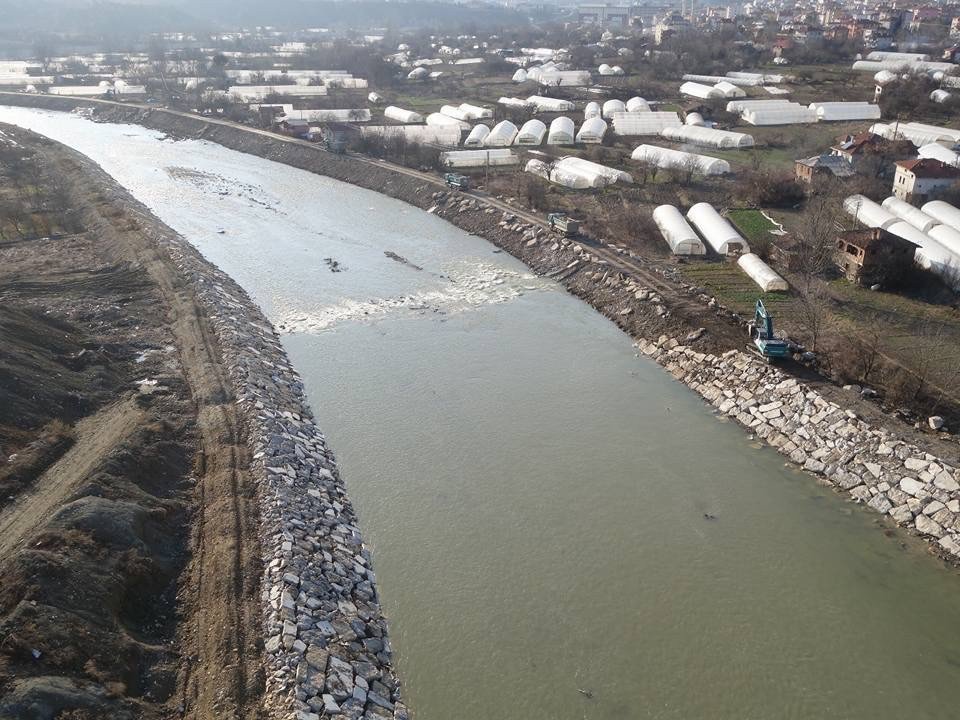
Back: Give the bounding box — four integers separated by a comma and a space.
577, 689, 593, 699
703, 513, 717, 521
384, 251, 423, 271
324, 258, 344, 272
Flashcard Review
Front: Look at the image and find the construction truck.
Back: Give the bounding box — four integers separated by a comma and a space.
748, 299, 790, 362
444, 173, 470, 191
547, 213, 579, 237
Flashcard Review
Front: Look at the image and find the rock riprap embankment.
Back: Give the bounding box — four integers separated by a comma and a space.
145, 232, 406, 718
640, 337, 960, 561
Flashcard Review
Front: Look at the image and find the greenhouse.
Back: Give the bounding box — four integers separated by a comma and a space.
526, 95, 576, 112
611, 111, 682, 135
682, 73, 761, 86
685, 112, 705, 126
631, 144, 730, 175
686, 203, 749, 255
497, 97, 532, 109
512, 69, 528, 83
922, 200, 960, 233
737, 253, 788, 292
598, 63, 615, 75
725, 98, 792, 113
679, 81, 723, 99
625, 96, 650, 112
931, 89, 952, 104
485, 120, 519, 146
843, 195, 899, 229
880, 196, 939, 233
515, 119, 548, 145
361, 125, 461, 146
548, 117, 576, 144
652, 205, 707, 255
525, 159, 551, 181
284, 109, 372, 122
808, 102, 881, 121
538, 70, 591, 86
440, 149, 519, 168
407, 67, 429, 80
440, 104, 471, 121
426, 113, 471, 131
727, 71, 786, 83
602, 99, 627, 118
576, 117, 608, 144
713, 81, 745, 98
742, 103, 817, 125
464, 124, 491, 147
550, 157, 633, 188
368, 92, 383, 104
383, 106, 424, 123
866, 51, 930, 62
870, 122, 960, 146
660, 125, 754, 149
927, 224, 960, 258
584, 101, 601, 119
459, 103, 494, 119
918, 143, 960, 166
874, 70, 898, 86
852, 60, 956, 74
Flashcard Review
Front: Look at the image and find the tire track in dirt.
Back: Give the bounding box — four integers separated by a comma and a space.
0, 397, 144, 559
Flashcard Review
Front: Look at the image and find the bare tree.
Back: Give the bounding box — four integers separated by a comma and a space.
793, 193, 841, 292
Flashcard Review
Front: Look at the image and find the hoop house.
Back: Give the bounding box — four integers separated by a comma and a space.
660, 125, 754, 149
737, 253, 788, 291
602, 99, 626, 118
485, 120, 519, 146
843, 195, 898, 229
576, 117, 608, 144
652, 205, 706, 255
464, 124, 491, 147
383, 106, 423, 123
686, 203, 749, 254
515, 118, 547, 145
547, 116, 575, 144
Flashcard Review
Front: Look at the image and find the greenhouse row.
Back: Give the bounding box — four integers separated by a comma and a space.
439, 149, 519, 168
611, 111, 682, 136
660, 125, 754, 149
686, 203, 750, 255
652, 205, 707, 255
870, 121, 960, 146
631, 145, 731, 176
525, 157, 632, 189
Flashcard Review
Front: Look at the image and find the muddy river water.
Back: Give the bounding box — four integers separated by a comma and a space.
4, 107, 960, 719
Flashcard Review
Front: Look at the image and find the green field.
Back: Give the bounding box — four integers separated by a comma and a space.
678, 260, 792, 315
727, 208, 780, 244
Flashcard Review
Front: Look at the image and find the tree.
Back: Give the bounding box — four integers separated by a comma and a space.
792, 193, 841, 291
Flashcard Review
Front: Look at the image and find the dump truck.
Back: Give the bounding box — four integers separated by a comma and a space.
444, 173, 470, 191
547, 213, 579, 237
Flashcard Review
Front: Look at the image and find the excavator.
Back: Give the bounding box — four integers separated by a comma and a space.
748, 299, 790, 362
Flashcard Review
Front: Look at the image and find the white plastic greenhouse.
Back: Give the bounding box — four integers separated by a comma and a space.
808, 102, 881, 121
727, 71, 786, 83
552, 157, 633, 187
682, 74, 761, 87
870, 122, 960, 146
602, 99, 626, 118
485, 120, 519, 146
738, 253, 788, 291
874, 70, 898, 85
852, 60, 956, 74
713, 81, 745, 98
284, 109, 372, 122
538, 70, 591, 87
931, 89, 952, 104
361, 125, 461, 146
742, 103, 817, 125
526, 95, 576, 112
922, 200, 960, 232
525, 159, 551, 181
383, 106, 423, 123
441, 104, 471, 121
611, 111, 682, 135
427, 112, 470, 130
626, 97, 651, 112
880, 196, 939, 233
686, 203, 749, 255
680, 81, 723, 99
368, 92, 383, 104
726, 98, 792, 113
497, 97, 531, 109
652, 205, 707, 255
843, 195, 898, 229
927, 223, 960, 258
464, 124, 491, 147
512, 69, 528, 83
918, 143, 960, 166
631, 144, 731, 175
598, 63, 615, 75
611, 66, 625, 76
515, 118, 547, 145
685, 112, 705, 126
440, 149, 519, 168
584, 101, 601, 119
548, 116, 576, 144
459, 103, 493, 119
866, 51, 930, 62
407, 67, 429, 80
660, 125, 754, 149
576, 117, 608, 144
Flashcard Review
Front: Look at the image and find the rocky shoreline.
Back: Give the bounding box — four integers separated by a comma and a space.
151, 206, 407, 720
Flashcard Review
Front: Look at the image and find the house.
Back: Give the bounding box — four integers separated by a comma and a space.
795, 153, 855, 186
834, 227, 918, 285
831, 132, 912, 176
892, 158, 960, 202
277, 117, 310, 138
577, 3, 637, 26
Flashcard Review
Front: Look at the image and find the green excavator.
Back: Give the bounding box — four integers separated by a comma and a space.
748, 300, 790, 362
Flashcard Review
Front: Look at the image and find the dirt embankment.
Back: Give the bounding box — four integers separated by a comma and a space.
0, 125, 263, 720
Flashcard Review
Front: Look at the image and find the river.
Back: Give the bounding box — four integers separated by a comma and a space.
3, 106, 960, 719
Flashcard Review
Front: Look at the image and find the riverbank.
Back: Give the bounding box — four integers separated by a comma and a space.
3, 97, 959, 560
0, 123, 407, 720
